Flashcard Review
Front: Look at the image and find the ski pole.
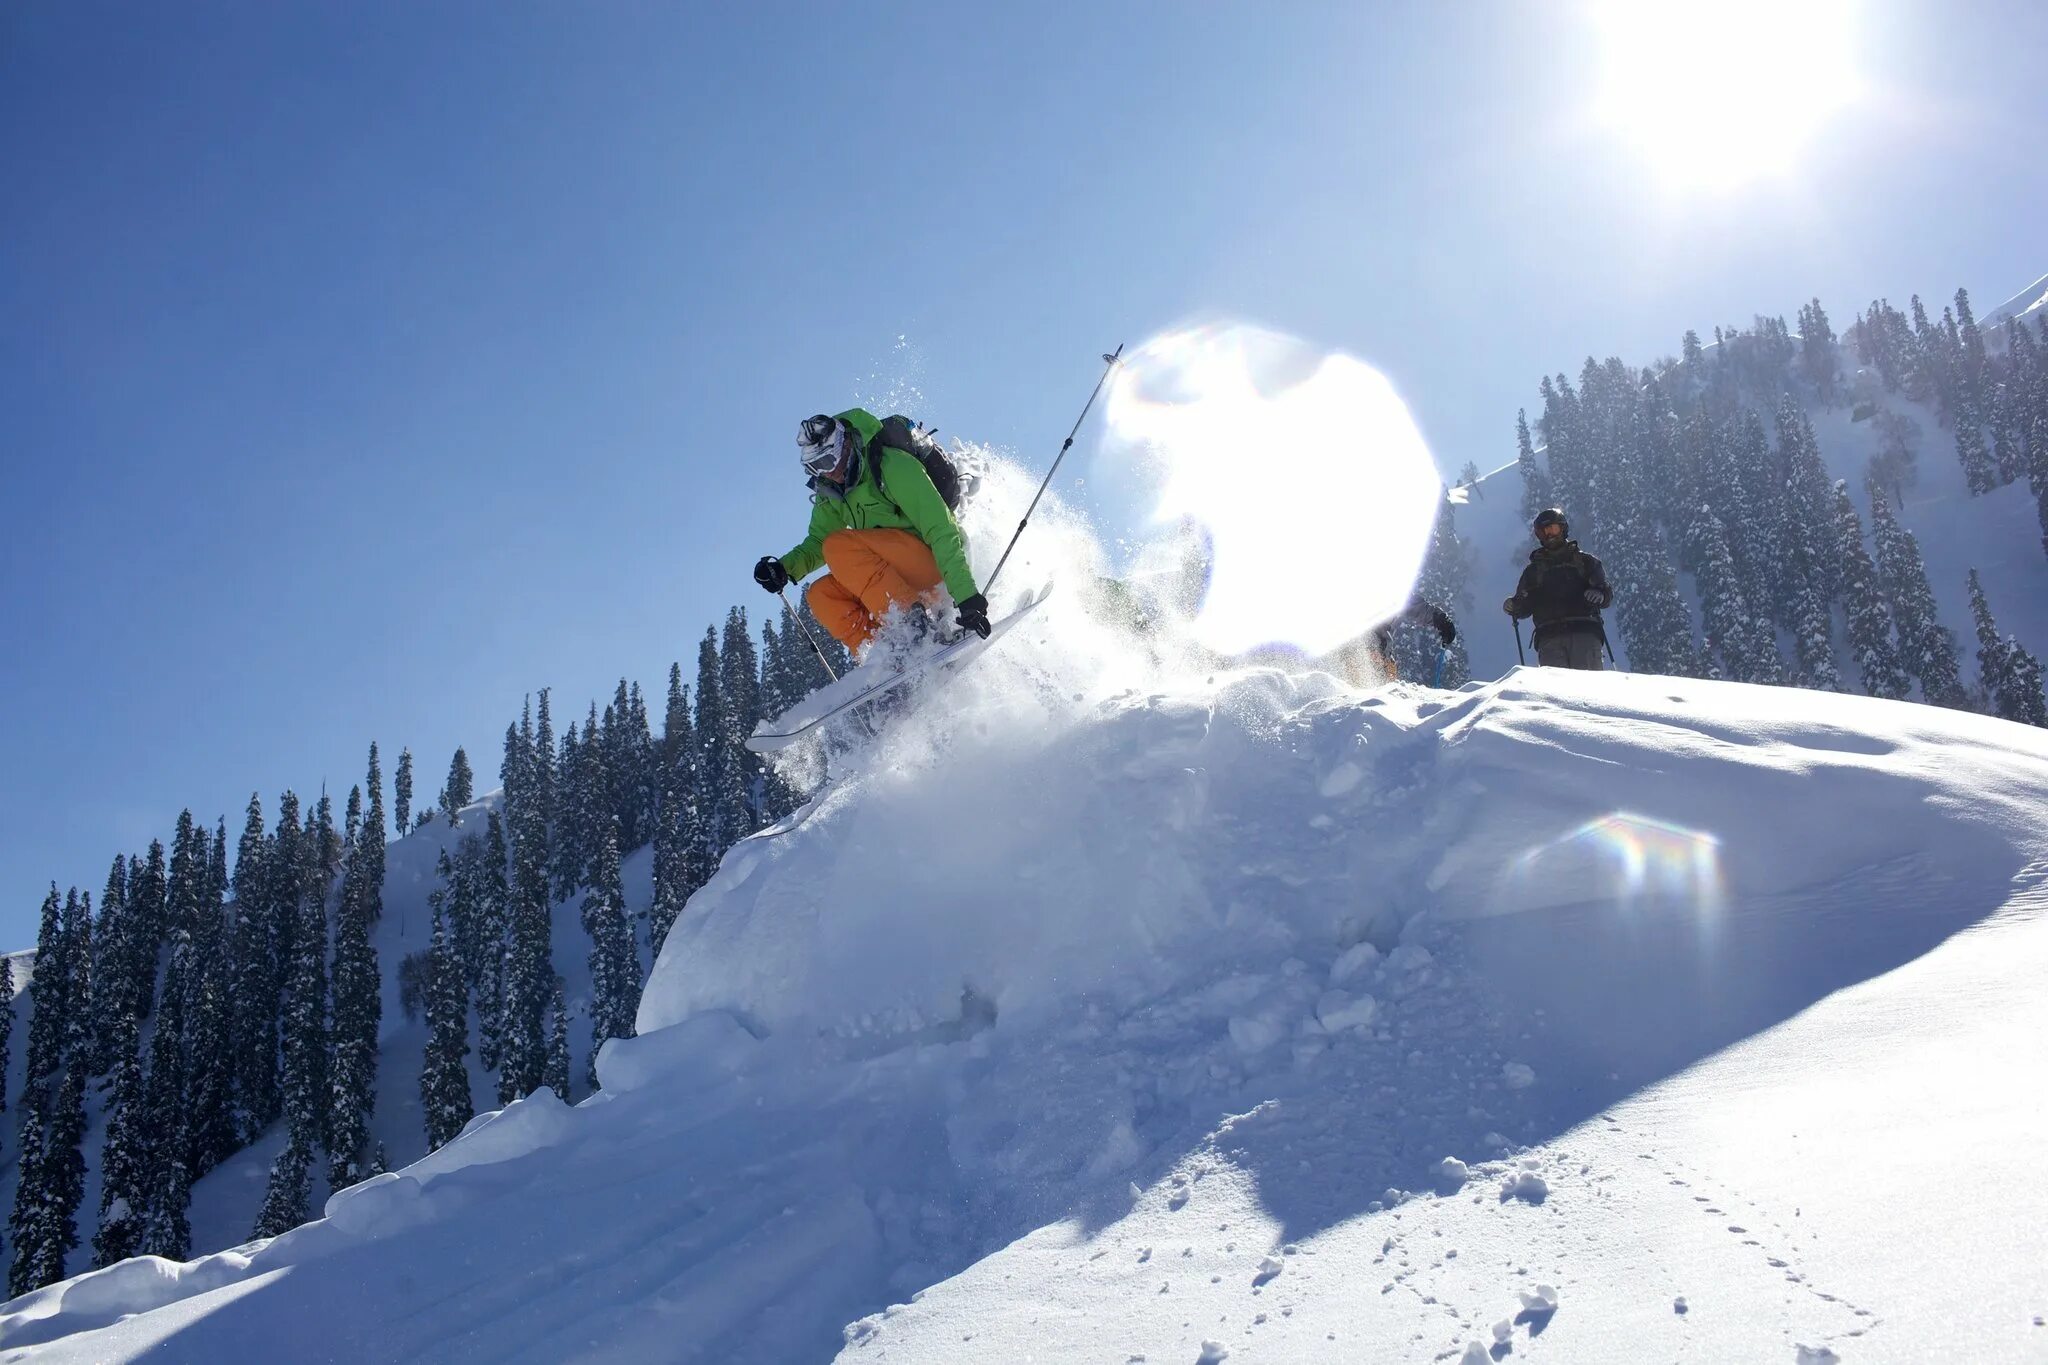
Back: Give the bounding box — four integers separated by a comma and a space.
778, 588, 838, 683
984, 344, 1124, 599
1600, 627, 1617, 667
1432, 647, 1446, 688
1512, 618, 1526, 667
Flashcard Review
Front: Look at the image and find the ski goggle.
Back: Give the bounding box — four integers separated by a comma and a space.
798, 415, 852, 480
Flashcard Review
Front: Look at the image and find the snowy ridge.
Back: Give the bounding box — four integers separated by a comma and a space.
5, 649, 2045, 1362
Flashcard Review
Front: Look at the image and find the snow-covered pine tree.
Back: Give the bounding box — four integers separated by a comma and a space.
550, 721, 587, 903
651, 665, 697, 960
1989, 381, 2025, 487
0, 953, 13, 1115
1602, 387, 1697, 676
127, 840, 167, 1022
7, 1101, 52, 1294
420, 906, 472, 1152
327, 776, 383, 1191
1688, 506, 1783, 685
279, 811, 329, 1154
719, 608, 763, 836
1967, 570, 2048, 726
394, 747, 413, 835
582, 820, 639, 1090
86, 854, 132, 1079
30, 1069, 88, 1286
342, 785, 361, 856
544, 980, 571, 1102
231, 796, 278, 1141
1728, 410, 1786, 624
1868, 490, 1966, 707
139, 947, 192, 1261
1773, 401, 1843, 691
473, 811, 511, 1074
22, 886, 67, 1102
184, 819, 237, 1175
627, 681, 658, 850
1954, 287, 1987, 404
1797, 298, 1838, 406
533, 687, 558, 855
91, 1016, 148, 1268
312, 792, 339, 885
499, 782, 554, 1104
439, 747, 473, 826
693, 628, 730, 852
1952, 391, 1997, 495
61, 885, 92, 1076
250, 1137, 312, 1241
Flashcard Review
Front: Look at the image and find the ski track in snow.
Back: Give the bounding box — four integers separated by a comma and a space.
4, 648, 2047, 1362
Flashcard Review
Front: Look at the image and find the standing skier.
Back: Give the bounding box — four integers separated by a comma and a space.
752, 410, 989, 653
1335, 591, 1458, 685
1503, 508, 1613, 670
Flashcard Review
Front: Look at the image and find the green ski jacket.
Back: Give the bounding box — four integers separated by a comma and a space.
780, 408, 979, 605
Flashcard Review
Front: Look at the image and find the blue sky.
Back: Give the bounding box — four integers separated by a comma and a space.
3, 0, 2044, 945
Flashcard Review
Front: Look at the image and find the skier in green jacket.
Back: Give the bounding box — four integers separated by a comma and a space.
752, 409, 988, 653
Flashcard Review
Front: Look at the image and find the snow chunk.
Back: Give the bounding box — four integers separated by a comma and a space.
1318, 762, 1364, 798
1674, 1296, 1690, 1314
1314, 988, 1379, 1033
1519, 1284, 1559, 1312
1197, 1339, 1231, 1363
1328, 940, 1382, 986
1387, 943, 1434, 974
595, 1008, 760, 1095
1459, 1342, 1490, 1365
1502, 1061, 1536, 1090
1432, 1156, 1470, 1189
323, 1172, 430, 1240
1795, 1347, 1840, 1365
1500, 1171, 1550, 1204
404, 1084, 575, 1188
1228, 1011, 1288, 1054
1493, 1318, 1514, 1342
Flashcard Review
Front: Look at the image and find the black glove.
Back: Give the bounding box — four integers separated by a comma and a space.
1583, 588, 1605, 606
955, 593, 991, 639
1502, 595, 1522, 617
753, 556, 789, 594
1431, 608, 1457, 646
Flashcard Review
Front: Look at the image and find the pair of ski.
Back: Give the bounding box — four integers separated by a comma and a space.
745, 584, 1053, 754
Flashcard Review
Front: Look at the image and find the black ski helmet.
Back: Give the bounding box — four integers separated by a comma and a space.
1533, 508, 1568, 538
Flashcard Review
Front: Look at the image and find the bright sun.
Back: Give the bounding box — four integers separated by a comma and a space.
1590, 0, 1862, 189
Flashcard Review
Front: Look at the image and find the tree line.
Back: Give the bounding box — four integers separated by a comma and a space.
1504, 286, 2046, 724
4, 600, 848, 1296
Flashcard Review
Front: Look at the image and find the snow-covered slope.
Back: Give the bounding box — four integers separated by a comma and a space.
4, 633, 2044, 1362
1448, 352, 2048, 689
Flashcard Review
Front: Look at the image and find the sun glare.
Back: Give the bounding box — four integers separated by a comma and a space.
1590, 0, 1862, 189
1101, 325, 1441, 658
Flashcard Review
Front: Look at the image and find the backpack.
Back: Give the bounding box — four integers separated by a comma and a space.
866, 414, 979, 512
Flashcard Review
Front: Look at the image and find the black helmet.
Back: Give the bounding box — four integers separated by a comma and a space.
1533, 508, 1568, 538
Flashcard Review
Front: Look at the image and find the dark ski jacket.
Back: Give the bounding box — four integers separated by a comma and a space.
1507, 541, 1612, 647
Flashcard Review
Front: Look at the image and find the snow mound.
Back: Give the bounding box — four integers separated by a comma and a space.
6, 665, 2046, 1364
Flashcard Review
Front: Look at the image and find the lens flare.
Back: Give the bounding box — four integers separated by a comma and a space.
1100, 324, 1442, 657
1512, 812, 1725, 918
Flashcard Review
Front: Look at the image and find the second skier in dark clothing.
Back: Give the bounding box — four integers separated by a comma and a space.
1504, 508, 1612, 670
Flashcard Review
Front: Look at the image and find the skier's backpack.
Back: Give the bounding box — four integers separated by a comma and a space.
867, 414, 979, 512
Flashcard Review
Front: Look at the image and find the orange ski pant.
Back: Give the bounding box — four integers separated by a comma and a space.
804, 529, 946, 652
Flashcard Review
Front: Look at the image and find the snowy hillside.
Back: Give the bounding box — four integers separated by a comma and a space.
1446, 296, 2048, 690
4, 628, 2044, 1361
